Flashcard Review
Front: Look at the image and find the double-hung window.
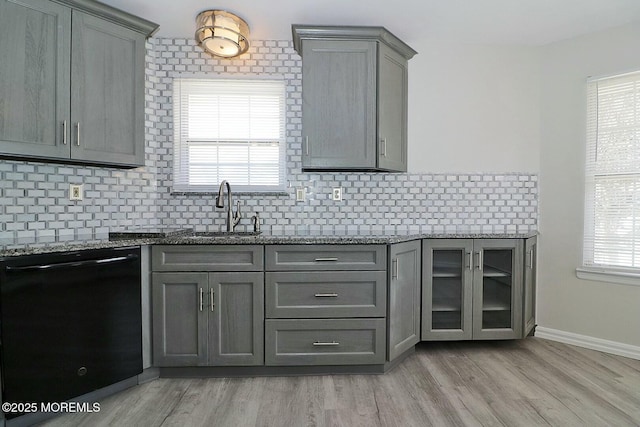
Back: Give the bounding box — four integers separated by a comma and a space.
582, 71, 640, 275
173, 78, 286, 192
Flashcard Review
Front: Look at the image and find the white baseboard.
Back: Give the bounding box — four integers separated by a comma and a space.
535, 327, 640, 361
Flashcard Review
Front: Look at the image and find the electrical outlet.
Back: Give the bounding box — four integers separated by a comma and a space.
332, 187, 342, 201
69, 184, 83, 201
295, 187, 306, 202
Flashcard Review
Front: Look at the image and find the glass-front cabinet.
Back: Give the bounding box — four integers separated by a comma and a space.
422, 240, 473, 340
422, 239, 524, 341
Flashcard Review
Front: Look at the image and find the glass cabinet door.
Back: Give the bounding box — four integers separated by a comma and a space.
472, 239, 523, 339
422, 240, 473, 340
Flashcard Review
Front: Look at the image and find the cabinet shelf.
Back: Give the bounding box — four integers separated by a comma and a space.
432, 299, 462, 312
432, 267, 462, 278
483, 266, 512, 278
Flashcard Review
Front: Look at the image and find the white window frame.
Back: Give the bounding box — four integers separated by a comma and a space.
172, 78, 287, 193
579, 70, 640, 286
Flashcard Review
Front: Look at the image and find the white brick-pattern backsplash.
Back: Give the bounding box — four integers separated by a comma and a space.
153, 38, 538, 235
0, 38, 537, 242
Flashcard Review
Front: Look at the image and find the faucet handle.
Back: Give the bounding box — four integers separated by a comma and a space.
251, 212, 261, 233
232, 200, 242, 230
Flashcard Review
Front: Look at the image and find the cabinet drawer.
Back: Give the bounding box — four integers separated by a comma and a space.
265, 245, 386, 271
265, 271, 386, 318
151, 245, 264, 271
265, 318, 385, 365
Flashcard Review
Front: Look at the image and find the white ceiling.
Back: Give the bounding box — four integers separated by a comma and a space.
101, 0, 640, 46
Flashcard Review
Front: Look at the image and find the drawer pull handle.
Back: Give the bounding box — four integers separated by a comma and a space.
313, 341, 340, 346
314, 257, 338, 262
314, 293, 338, 298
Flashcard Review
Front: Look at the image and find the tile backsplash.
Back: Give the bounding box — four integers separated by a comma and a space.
0, 38, 537, 242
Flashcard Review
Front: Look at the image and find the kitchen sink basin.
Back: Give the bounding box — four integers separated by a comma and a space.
192, 231, 262, 238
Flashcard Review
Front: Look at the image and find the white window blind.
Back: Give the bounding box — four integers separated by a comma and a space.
173, 78, 286, 192
584, 71, 640, 270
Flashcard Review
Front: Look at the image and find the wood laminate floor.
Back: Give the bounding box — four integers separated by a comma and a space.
39, 338, 640, 427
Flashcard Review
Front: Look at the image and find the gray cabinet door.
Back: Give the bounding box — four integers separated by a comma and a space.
377, 42, 408, 172
472, 239, 523, 340
422, 239, 474, 341
523, 236, 537, 337
0, 0, 70, 159
208, 272, 264, 366
301, 39, 377, 170
388, 240, 421, 360
70, 10, 145, 166
152, 272, 208, 367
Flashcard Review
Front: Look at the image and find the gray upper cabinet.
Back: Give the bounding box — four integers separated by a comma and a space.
0, 0, 71, 159
70, 11, 146, 166
0, 0, 157, 167
292, 25, 416, 172
377, 43, 408, 172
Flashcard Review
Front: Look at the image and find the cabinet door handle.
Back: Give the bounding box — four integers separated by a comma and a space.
528, 250, 534, 269
199, 288, 203, 312
210, 289, 214, 312
75, 122, 80, 146
305, 136, 309, 155
62, 120, 67, 145
380, 138, 387, 157
392, 258, 399, 279
313, 341, 339, 347
314, 257, 338, 262
314, 293, 338, 298
475, 252, 482, 270
465, 251, 472, 270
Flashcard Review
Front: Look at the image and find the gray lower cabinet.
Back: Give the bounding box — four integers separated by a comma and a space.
151, 246, 264, 367
422, 239, 527, 341
387, 240, 421, 360
152, 271, 264, 367
0, 0, 156, 167
523, 236, 537, 336
264, 245, 387, 366
292, 26, 416, 172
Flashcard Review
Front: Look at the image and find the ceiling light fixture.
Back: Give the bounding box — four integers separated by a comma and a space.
195, 10, 250, 58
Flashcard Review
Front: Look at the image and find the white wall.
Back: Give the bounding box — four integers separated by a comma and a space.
538, 22, 640, 348
407, 40, 541, 173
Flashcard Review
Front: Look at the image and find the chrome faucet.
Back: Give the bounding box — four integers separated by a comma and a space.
215, 180, 242, 232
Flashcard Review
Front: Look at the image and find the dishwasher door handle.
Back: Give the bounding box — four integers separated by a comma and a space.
5, 254, 139, 272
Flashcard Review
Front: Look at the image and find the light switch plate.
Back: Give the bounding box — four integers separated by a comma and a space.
69, 184, 83, 201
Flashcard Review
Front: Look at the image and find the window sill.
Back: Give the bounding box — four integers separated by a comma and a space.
170, 191, 289, 197
576, 267, 640, 287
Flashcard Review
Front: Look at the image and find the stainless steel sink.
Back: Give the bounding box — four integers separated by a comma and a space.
192, 231, 261, 238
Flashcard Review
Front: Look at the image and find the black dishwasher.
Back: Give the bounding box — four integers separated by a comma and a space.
0, 246, 142, 419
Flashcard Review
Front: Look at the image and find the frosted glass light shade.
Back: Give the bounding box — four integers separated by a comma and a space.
195, 10, 249, 58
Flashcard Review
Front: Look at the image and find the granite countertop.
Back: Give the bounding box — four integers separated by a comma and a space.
0, 228, 538, 258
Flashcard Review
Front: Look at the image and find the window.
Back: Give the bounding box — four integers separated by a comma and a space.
173, 78, 286, 192
583, 71, 640, 271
